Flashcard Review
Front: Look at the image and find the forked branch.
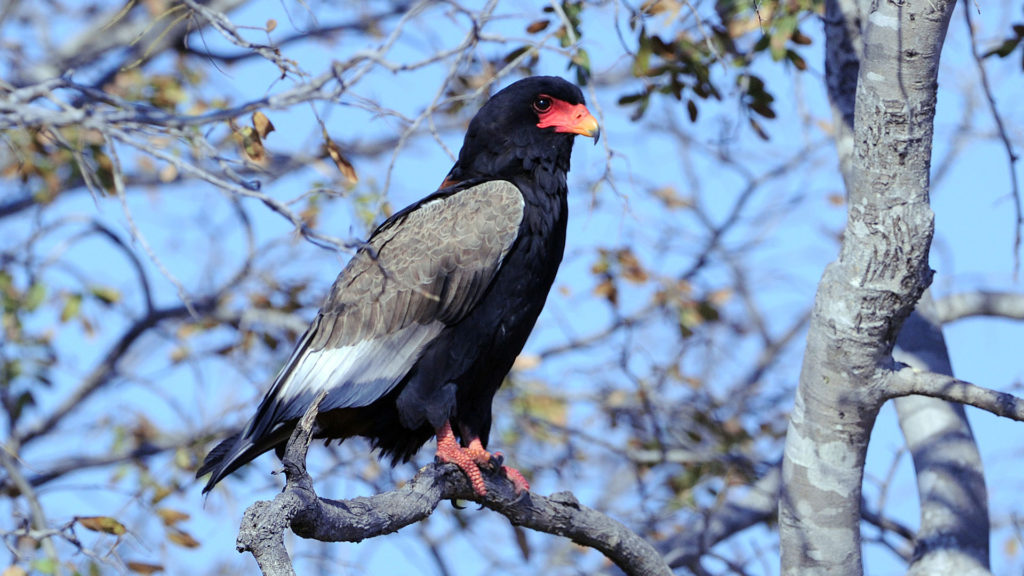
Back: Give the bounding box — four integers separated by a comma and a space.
235, 394, 672, 576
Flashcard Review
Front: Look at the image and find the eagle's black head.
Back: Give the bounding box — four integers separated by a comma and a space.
446, 76, 599, 189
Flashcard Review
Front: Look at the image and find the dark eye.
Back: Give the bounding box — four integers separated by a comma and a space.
533, 96, 552, 113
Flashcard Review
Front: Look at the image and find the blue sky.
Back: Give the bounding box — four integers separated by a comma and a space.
5, 0, 1024, 574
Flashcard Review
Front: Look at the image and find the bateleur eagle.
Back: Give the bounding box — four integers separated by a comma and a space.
197, 76, 599, 496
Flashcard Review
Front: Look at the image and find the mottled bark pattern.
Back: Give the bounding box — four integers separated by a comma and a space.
780, 0, 956, 572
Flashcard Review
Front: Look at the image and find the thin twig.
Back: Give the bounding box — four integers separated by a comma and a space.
0, 445, 61, 572
963, 6, 1022, 277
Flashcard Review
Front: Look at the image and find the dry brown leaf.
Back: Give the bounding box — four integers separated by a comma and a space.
641, 0, 681, 17
593, 277, 617, 304
265, 19, 277, 33
232, 125, 265, 162
512, 354, 541, 371
156, 508, 190, 526
618, 249, 649, 283
252, 111, 275, 139
77, 516, 127, 536
126, 561, 164, 575
525, 20, 549, 33
158, 163, 178, 182
324, 136, 358, 185
652, 186, 691, 209
166, 528, 200, 548
707, 288, 732, 305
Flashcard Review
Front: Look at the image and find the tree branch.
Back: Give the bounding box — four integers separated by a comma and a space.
16, 298, 220, 446
962, 4, 1022, 275
893, 293, 991, 575
780, 0, 956, 570
932, 291, 1024, 324
661, 465, 779, 569
886, 366, 1024, 422
236, 396, 672, 576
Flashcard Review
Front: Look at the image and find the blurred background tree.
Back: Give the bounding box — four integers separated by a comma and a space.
2, 0, 1023, 574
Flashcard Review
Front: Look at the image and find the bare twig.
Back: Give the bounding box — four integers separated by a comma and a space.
0, 445, 61, 571
16, 299, 220, 446
886, 366, 1024, 422
963, 6, 1022, 276
661, 465, 779, 569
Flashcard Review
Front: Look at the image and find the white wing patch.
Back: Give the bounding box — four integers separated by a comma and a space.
268, 320, 446, 423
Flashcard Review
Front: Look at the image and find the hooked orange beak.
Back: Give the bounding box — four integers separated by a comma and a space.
537, 101, 601, 143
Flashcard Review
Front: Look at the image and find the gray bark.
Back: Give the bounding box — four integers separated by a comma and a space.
823, 0, 993, 571
236, 398, 673, 576
894, 293, 991, 576
932, 291, 1024, 324
780, 0, 956, 573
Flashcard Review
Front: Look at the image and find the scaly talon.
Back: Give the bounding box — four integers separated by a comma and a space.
434, 421, 530, 496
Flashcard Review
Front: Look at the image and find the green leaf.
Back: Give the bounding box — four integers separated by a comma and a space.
984, 38, 1021, 58
30, 559, 58, 575
60, 293, 82, 323
572, 48, 592, 85
751, 101, 776, 119
769, 15, 798, 60
10, 391, 35, 426
504, 45, 532, 64
618, 92, 646, 105
24, 283, 46, 311
633, 33, 652, 76
749, 117, 770, 140
787, 49, 807, 71
89, 285, 121, 305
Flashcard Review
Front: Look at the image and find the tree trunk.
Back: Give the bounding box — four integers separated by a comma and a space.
895, 293, 991, 576
780, 0, 956, 572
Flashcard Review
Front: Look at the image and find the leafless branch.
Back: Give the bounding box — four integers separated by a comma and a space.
963, 5, 1022, 276
16, 298, 221, 446
0, 445, 60, 567
661, 465, 779, 569
886, 366, 1024, 422
933, 291, 1024, 324
236, 393, 673, 576
0, 429, 226, 497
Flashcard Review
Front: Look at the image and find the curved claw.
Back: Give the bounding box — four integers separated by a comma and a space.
434, 422, 530, 497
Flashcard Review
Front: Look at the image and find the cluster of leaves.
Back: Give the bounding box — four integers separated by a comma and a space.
618, 0, 819, 134
0, 272, 56, 429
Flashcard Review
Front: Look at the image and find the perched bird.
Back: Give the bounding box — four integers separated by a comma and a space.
197, 76, 599, 496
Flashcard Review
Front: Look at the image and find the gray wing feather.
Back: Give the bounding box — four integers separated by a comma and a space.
245, 180, 524, 440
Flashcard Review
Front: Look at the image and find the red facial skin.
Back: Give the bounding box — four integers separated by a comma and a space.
534, 95, 600, 139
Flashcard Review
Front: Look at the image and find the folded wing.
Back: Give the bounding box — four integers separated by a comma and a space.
198, 180, 524, 490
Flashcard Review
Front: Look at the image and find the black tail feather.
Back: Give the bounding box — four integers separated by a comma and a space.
196, 426, 291, 493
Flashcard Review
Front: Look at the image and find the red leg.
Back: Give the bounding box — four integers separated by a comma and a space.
435, 421, 487, 496
434, 421, 530, 496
